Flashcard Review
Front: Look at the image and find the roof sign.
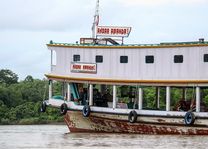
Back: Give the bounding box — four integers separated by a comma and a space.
97, 26, 131, 37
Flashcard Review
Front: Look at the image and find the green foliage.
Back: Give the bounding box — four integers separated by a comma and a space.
143, 87, 157, 109
0, 101, 7, 119
0, 85, 22, 107
0, 69, 18, 85
19, 79, 48, 102
0, 70, 62, 125
53, 81, 62, 95
24, 75, 34, 82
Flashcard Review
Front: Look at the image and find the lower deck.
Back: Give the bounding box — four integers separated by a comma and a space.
42, 79, 208, 134
46, 80, 208, 113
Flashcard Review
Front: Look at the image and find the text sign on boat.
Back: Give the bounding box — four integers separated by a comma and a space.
96, 26, 131, 37
71, 62, 97, 74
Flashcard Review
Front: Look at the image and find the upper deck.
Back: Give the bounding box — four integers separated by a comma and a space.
46, 39, 208, 86
47, 39, 208, 49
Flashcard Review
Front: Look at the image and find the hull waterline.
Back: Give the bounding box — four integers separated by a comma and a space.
64, 110, 208, 135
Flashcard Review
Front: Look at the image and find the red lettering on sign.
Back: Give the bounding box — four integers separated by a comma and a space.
83, 65, 95, 71
97, 28, 110, 34
111, 28, 128, 35
73, 64, 81, 70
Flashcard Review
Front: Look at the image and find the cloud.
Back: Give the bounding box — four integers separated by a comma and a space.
0, 0, 95, 31
117, 0, 207, 6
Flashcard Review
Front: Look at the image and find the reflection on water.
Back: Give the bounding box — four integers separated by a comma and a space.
0, 125, 208, 149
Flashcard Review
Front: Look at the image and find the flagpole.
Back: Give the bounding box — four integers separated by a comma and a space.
92, 0, 99, 38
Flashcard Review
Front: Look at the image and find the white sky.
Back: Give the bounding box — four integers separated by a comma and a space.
0, 0, 208, 80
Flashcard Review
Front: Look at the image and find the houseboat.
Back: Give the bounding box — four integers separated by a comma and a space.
41, 1, 208, 134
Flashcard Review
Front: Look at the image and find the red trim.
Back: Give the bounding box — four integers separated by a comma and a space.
64, 111, 208, 135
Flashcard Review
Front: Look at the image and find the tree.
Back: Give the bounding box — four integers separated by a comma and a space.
0, 100, 7, 119
0, 69, 18, 85
22, 79, 47, 102
24, 75, 34, 82
0, 84, 22, 107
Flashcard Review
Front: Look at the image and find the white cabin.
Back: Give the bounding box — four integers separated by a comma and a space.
47, 39, 208, 86
43, 39, 208, 118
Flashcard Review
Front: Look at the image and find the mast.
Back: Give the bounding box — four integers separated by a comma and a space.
92, 0, 99, 38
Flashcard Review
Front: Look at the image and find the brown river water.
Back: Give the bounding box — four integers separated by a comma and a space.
0, 125, 208, 149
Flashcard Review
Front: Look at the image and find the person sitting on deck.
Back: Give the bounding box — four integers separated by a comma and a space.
78, 87, 88, 105
93, 88, 103, 106
174, 99, 190, 111
127, 87, 138, 109
102, 89, 113, 107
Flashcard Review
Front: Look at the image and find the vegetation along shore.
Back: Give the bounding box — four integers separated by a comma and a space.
0, 69, 63, 125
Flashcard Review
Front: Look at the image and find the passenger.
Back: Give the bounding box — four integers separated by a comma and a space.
83, 88, 88, 105
78, 87, 84, 105
102, 89, 113, 107
93, 89, 102, 106
127, 98, 134, 109
174, 99, 189, 111
129, 87, 136, 98
78, 87, 88, 105
70, 93, 74, 101
128, 87, 136, 109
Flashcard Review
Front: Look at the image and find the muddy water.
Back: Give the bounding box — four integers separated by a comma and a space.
0, 125, 207, 149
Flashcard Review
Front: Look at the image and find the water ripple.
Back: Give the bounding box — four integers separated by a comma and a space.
0, 125, 208, 149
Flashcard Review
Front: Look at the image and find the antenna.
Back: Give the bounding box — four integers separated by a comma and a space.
92, 0, 99, 38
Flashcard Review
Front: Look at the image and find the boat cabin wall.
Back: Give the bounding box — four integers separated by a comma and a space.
48, 46, 208, 81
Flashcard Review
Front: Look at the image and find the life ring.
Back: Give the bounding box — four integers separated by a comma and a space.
60, 103, 68, 115
82, 105, 91, 117
184, 111, 195, 125
40, 101, 47, 112
128, 110, 137, 123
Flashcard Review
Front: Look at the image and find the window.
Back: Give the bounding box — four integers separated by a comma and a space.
174, 55, 183, 63
73, 55, 80, 62
52, 50, 56, 65
204, 54, 208, 62
120, 56, 128, 63
145, 55, 154, 64
96, 55, 103, 63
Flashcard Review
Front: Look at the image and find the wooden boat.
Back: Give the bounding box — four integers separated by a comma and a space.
41, 1, 208, 135
41, 38, 208, 135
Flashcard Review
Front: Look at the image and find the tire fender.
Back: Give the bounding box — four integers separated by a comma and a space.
82, 105, 91, 117
184, 111, 195, 125
128, 110, 137, 123
60, 103, 68, 115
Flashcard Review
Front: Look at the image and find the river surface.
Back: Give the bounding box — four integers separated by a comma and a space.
0, 125, 208, 149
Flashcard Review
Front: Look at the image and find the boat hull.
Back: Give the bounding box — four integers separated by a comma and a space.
64, 110, 208, 135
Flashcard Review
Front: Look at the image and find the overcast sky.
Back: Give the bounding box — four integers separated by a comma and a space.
0, 0, 208, 80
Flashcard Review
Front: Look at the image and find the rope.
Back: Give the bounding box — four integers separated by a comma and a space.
42, 80, 48, 101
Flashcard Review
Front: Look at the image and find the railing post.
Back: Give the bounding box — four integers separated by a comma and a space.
49, 80, 52, 99
166, 86, 170, 111
138, 87, 143, 110
89, 84, 93, 106
67, 83, 71, 102
156, 87, 160, 109
113, 85, 117, 109
196, 87, 200, 112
